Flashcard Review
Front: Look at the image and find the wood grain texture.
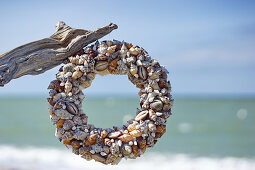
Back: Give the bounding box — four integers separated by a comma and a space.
0, 21, 118, 87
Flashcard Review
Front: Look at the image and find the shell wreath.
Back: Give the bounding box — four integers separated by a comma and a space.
47, 40, 173, 165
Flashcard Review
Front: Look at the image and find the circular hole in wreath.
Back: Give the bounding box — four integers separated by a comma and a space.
82, 74, 140, 129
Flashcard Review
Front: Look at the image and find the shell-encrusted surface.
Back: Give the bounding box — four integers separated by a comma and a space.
47, 40, 173, 165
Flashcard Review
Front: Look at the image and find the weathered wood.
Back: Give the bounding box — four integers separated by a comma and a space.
0, 21, 118, 87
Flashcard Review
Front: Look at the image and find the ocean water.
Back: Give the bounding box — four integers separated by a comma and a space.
0, 96, 254, 169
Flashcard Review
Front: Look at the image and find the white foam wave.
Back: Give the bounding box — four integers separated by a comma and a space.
0, 145, 254, 170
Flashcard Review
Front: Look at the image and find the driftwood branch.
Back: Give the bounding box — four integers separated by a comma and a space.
0, 21, 118, 87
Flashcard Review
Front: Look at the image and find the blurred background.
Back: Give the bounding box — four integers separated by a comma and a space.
0, 0, 254, 169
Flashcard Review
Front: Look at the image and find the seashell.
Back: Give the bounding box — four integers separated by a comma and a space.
85, 134, 97, 146
136, 137, 146, 149
126, 43, 133, 49
151, 81, 160, 90
130, 130, 142, 137
151, 59, 159, 66
156, 112, 163, 116
156, 124, 166, 134
138, 66, 148, 80
108, 131, 122, 139
147, 92, 155, 103
118, 134, 133, 142
66, 102, 78, 115
135, 110, 149, 121
129, 47, 141, 56
129, 64, 138, 75
56, 119, 65, 128
87, 73, 96, 81
155, 132, 163, 139
120, 44, 128, 57
146, 136, 154, 147
71, 140, 81, 149
95, 61, 109, 71
72, 148, 80, 155
48, 80, 64, 92
126, 56, 136, 63
148, 121, 156, 132
92, 154, 107, 164
107, 45, 117, 54
127, 122, 136, 132
63, 63, 74, 73
104, 138, 112, 146
162, 111, 171, 119
150, 100, 163, 111
80, 114, 88, 124
64, 72, 72, 78
63, 138, 71, 145
101, 130, 108, 139
100, 152, 107, 156
74, 131, 88, 140
109, 58, 119, 69
158, 79, 170, 89
73, 115, 82, 125
106, 40, 113, 47
110, 142, 120, 155
47, 97, 55, 106
81, 153, 92, 161
72, 70, 83, 80
136, 60, 142, 66
63, 120, 74, 130
80, 81, 91, 89
150, 70, 161, 80
103, 146, 110, 154
111, 157, 122, 165
79, 146, 90, 155
53, 100, 64, 110
55, 127, 64, 139
63, 131, 73, 140
132, 145, 139, 157
141, 146, 146, 153
54, 109, 73, 119
121, 144, 132, 156
97, 44, 108, 54
65, 81, 72, 93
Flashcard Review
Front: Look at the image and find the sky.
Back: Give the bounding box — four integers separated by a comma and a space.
0, 0, 254, 96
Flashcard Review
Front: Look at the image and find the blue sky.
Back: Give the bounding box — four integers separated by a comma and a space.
0, 0, 254, 96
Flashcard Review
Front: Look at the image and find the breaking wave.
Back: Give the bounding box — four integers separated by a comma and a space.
0, 145, 254, 170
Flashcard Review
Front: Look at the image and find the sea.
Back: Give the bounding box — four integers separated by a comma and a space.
0, 95, 254, 170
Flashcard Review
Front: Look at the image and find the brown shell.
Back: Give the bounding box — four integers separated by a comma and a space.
130, 130, 142, 137
108, 131, 122, 139
79, 146, 90, 155
156, 124, 166, 134
109, 58, 119, 68
138, 66, 148, 80
71, 140, 81, 149
104, 138, 111, 146
72, 70, 83, 80
85, 134, 97, 146
132, 145, 139, 157
135, 110, 149, 121
47, 98, 55, 106
101, 130, 108, 139
137, 137, 146, 149
63, 139, 71, 145
150, 100, 163, 111
56, 119, 65, 128
66, 102, 78, 115
95, 61, 108, 71
127, 122, 136, 132
118, 134, 134, 142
